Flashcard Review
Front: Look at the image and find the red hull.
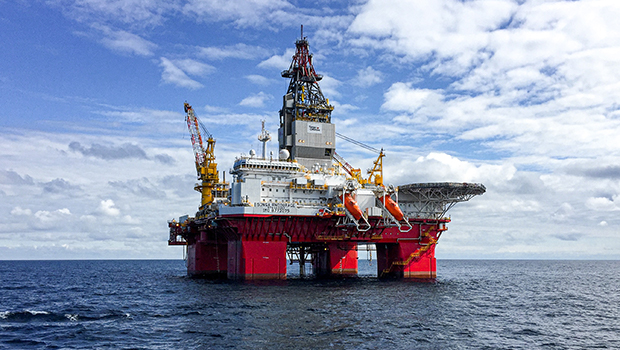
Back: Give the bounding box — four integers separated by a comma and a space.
178, 214, 448, 280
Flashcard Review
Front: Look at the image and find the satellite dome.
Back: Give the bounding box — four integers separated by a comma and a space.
279, 149, 290, 160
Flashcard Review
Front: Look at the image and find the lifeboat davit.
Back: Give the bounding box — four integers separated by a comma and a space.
380, 195, 404, 221
344, 193, 363, 221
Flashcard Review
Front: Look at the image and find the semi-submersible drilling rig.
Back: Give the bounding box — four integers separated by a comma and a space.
168, 31, 485, 280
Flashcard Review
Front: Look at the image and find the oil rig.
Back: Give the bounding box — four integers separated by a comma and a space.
168, 29, 485, 279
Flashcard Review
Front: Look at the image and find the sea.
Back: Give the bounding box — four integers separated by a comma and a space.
1, 260, 618, 350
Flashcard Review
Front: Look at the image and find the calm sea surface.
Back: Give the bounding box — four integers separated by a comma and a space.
1, 260, 618, 349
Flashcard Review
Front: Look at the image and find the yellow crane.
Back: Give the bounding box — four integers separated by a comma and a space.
332, 132, 385, 187
332, 151, 364, 183
184, 102, 227, 212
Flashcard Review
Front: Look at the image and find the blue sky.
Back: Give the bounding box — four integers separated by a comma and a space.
2, 0, 620, 260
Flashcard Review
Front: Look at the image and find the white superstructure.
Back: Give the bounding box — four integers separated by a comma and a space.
220, 153, 347, 216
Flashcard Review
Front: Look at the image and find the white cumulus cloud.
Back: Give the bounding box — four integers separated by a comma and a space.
258, 48, 295, 70
239, 92, 272, 108
11, 207, 32, 216
245, 74, 272, 86
352, 66, 383, 88
95, 25, 157, 56
159, 57, 203, 89
199, 43, 269, 60
97, 199, 120, 217
585, 197, 620, 212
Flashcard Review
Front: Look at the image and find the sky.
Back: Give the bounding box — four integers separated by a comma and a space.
1, 0, 620, 260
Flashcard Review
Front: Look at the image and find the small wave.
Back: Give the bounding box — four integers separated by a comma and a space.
514, 328, 543, 336
25, 310, 50, 316
0, 285, 34, 291
5, 338, 46, 346
180, 310, 202, 316
78, 311, 129, 321
0, 310, 131, 323
0, 310, 66, 323
240, 303, 265, 310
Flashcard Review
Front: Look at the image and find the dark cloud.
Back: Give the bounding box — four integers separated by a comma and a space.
581, 166, 620, 179
108, 178, 166, 199
69, 141, 148, 160
154, 154, 175, 165
551, 233, 581, 242
160, 174, 198, 198
551, 203, 573, 222
69, 142, 174, 164
565, 165, 620, 179
0, 170, 35, 185
493, 172, 545, 196
42, 178, 81, 194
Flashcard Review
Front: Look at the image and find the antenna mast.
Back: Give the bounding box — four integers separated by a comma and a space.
258, 120, 271, 159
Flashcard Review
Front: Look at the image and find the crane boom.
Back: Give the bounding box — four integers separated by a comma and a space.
333, 151, 364, 183
332, 134, 385, 186
185, 102, 207, 167
183, 102, 226, 212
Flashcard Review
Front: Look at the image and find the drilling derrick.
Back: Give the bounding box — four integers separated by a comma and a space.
279, 26, 335, 168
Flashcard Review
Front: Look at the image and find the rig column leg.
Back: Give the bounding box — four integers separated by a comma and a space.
227, 240, 288, 280
377, 242, 436, 279
187, 233, 228, 278
299, 245, 306, 276
313, 242, 358, 278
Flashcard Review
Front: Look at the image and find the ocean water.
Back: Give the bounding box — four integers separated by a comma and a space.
1, 260, 618, 349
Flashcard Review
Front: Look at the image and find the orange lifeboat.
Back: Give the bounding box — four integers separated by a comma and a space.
344, 193, 363, 221
380, 195, 404, 221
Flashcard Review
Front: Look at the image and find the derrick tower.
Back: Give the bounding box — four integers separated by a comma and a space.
279, 26, 335, 168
